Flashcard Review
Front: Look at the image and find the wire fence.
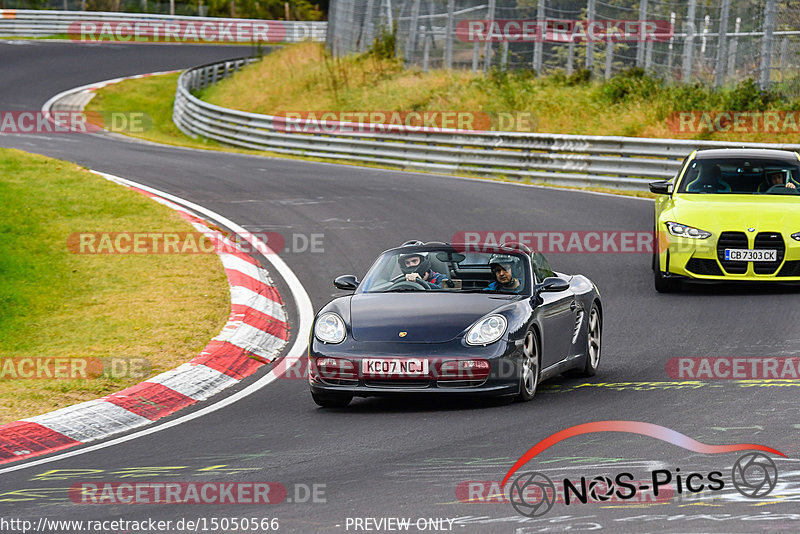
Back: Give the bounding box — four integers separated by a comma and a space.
327, 0, 800, 91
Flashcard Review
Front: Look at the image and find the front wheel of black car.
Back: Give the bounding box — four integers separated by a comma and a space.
311, 391, 353, 408
579, 304, 602, 377
516, 329, 541, 402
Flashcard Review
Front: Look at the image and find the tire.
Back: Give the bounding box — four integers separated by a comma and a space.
653, 232, 681, 293
654, 268, 682, 293
579, 304, 602, 377
311, 391, 353, 408
516, 328, 541, 402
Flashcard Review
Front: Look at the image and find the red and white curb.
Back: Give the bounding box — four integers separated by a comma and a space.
0, 172, 291, 465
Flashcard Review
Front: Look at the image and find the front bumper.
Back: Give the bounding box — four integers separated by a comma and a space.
308, 337, 522, 398
658, 231, 800, 281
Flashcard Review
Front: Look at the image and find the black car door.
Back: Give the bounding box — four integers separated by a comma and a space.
538, 284, 577, 369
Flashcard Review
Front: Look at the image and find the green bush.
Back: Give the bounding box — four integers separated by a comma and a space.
596, 67, 662, 104
721, 78, 779, 110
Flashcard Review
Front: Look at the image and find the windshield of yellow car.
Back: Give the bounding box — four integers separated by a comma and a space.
677, 158, 800, 195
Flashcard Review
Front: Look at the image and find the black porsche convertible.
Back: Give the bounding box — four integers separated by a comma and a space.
308, 241, 602, 407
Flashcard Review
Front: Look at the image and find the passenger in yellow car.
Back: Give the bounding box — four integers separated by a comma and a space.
685, 164, 731, 193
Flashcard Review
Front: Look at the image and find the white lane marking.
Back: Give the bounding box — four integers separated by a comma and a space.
230, 286, 286, 322
0, 172, 314, 475
146, 363, 239, 401
24, 401, 151, 443
218, 322, 285, 361
220, 253, 269, 282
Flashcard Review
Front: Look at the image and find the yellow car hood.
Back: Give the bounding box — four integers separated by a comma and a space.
672, 194, 800, 234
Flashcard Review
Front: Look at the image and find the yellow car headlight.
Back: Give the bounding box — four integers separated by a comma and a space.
666, 222, 712, 239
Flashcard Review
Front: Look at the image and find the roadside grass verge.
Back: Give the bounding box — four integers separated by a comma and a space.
85, 73, 229, 150
85, 68, 656, 198
0, 149, 230, 424
201, 42, 800, 144
87, 40, 800, 197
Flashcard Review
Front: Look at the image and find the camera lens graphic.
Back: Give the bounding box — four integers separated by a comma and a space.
509, 471, 556, 517
731, 452, 778, 498
587, 475, 615, 501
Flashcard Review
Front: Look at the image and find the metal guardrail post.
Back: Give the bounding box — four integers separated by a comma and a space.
714, 0, 731, 88
533, 0, 544, 73
405, 0, 420, 64
682, 0, 697, 82
636, 0, 647, 68
760, 0, 777, 89
727, 17, 740, 75
444, 0, 454, 69
585, 0, 595, 71
482, 0, 495, 74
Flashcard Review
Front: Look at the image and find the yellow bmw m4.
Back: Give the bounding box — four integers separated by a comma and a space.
649, 148, 800, 292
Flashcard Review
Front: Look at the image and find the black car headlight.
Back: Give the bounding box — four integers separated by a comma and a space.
666, 222, 712, 239
466, 315, 507, 346
792, 232, 800, 241
314, 312, 346, 344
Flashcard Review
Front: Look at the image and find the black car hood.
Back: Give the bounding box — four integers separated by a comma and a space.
350, 293, 517, 343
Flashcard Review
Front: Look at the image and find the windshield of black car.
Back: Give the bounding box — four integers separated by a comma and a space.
677, 157, 800, 195
357, 249, 531, 294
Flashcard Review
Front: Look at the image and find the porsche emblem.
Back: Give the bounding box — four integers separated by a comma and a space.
398, 331, 408, 337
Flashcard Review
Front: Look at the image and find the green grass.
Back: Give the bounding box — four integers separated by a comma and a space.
199, 42, 800, 143
85, 65, 654, 197
0, 149, 230, 424
90, 41, 799, 196
86, 73, 228, 149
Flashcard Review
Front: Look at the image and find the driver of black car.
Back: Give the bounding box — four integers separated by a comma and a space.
398, 252, 450, 288
485, 254, 523, 293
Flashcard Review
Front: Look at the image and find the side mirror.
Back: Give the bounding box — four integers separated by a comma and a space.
649, 181, 673, 195
538, 277, 570, 293
334, 275, 359, 291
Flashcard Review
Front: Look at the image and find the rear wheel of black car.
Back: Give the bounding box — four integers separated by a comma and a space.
579, 304, 602, 377
516, 329, 540, 402
311, 391, 353, 408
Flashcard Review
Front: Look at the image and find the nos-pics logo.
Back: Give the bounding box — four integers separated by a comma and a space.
503, 421, 784, 518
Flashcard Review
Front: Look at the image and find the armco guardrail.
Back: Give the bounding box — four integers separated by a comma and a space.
173, 58, 800, 191
0, 9, 325, 42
